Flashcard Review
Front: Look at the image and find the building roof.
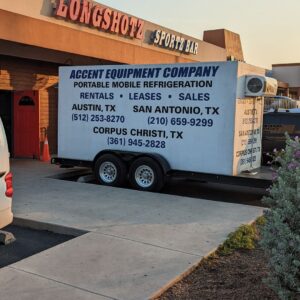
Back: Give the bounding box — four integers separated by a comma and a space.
272, 63, 300, 67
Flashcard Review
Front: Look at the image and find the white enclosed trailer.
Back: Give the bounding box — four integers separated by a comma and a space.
53, 61, 276, 191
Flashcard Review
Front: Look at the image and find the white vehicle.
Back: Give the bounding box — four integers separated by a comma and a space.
53, 62, 276, 191
0, 117, 13, 228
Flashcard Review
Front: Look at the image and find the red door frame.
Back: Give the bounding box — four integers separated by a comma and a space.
13, 91, 40, 158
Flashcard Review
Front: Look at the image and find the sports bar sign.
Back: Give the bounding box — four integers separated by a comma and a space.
53, 0, 144, 40
151, 29, 199, 55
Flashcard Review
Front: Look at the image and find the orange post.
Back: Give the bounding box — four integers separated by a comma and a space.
41, 136, 51, 162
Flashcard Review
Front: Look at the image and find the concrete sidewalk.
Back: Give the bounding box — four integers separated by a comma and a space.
0, 160, 264, 300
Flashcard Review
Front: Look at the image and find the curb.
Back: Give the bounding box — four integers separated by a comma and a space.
13, 217, 88, 237
149, 247, 218, 299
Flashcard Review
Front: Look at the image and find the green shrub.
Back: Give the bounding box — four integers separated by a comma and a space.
260, 135, 300, 299
218, 224, 258, 256
256, 215, 266, 227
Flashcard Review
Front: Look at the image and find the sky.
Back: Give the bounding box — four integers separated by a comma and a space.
97, 0, 300, 69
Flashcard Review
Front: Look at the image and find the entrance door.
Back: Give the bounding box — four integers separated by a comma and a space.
13, 91, 40, 158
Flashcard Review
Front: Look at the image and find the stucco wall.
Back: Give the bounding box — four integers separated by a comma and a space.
0, 0, 227, 64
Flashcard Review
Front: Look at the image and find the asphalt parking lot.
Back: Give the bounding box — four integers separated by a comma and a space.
0, 225, 74, 268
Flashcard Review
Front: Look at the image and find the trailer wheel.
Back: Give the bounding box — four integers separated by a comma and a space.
129, 157, 165, 192
94, 154, 127, 187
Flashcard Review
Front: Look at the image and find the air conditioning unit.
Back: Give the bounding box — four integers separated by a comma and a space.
245, 76, 278, 97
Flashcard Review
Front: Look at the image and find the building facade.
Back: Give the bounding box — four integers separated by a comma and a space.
0, 0, 244, 158
271, 63, 300, 100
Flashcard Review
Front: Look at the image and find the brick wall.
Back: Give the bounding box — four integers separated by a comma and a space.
0, 55, 59, 154
39, 88, 58, 154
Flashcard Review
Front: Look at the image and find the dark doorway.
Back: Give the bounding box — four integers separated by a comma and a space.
0, 90, 13, 153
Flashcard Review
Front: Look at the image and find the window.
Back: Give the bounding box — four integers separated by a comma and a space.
19, 96, 35, 106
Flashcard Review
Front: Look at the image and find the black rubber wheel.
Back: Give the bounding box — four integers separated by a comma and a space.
94, 154, 127, 187
129, 157, 165, 192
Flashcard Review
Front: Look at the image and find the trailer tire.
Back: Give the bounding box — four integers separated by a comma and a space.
94, 154, 127, 187
129, 157, 165, 192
